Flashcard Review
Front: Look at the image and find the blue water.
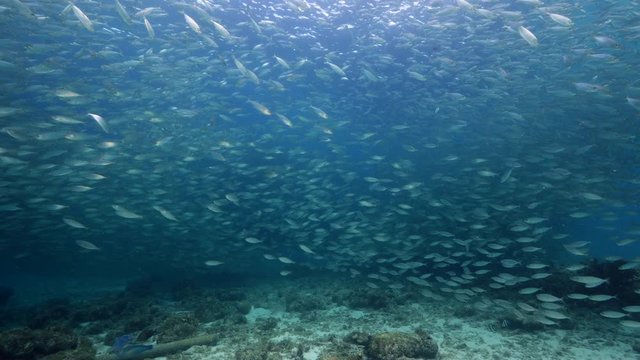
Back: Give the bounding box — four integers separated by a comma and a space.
0, 0, 638, 310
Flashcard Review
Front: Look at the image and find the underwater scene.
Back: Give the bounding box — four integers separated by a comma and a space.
1, 0, 640, 359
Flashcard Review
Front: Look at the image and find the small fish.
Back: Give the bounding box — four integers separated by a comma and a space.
71, 4, 94, 32
616, 238, 637, 246
326, 61, 347, 78
627, 97, 640, 111
52, 115, 82, 124
225, 193, 239, 205
567, 293, 588, 300
113, 205, 143, 219
622, 306, 640, 313
247, 100, 271, 116
536, 293, 562, 302
574, 82, 606, 93
114, 0, 132, 25
211, 20, 232, 39
204, 260, 224, 266
588, 294, 616, 302
563, 244, 589, 256
88, 113, 109, 133
274, 55, 290, 69
518, 25, 538, 47
456, 0, 475, 11
152, 206, 177, 221
500, 168, 513, 183
310, 105, 329, 119
600, 311, 627, 319
526, 263, 549, 270
518, 287, 541, 295
524, 217, 547, 224
517, 302, 536, 312
135, 7, 157, 17
183, 13, 201, 34
278, 256, 295, 264
6, 0, 34, 17
44, 204, 67, 211
298, 244, 315, 254
55, 89, 81, 98
618, 262, 640, 271
543, 310, 570, 320
500, 259, 521, 268
570, 276, 608, 288
0, 107, 19, 117
63, 218, 87, 229
522, 246, 542, 253
594, 35, 620, 48
620, 320, 640, 329
548, 13, 573, 27
143, 17, 155, 39
232, 56, 260, 84
566, 264, 586, 272
85, 173, 106, 180
275, 113, 293, 127
76, 240, 100, 250
535, 317, 558, 326
581, 192, 603, 201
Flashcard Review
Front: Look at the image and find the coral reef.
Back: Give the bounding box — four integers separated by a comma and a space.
365, 330, 438, 360
41, 338, 95, 360
285, 293, 326, 312
255, 317, 279, 332
233, 338, 304, 360
1, 273, 638, 359
0, 326, 93, 360
317, 344, 365, 360
333, 288, 394, 310
156, 313, 199, 343
28, 298, 72, 329
193, 295, 236, 323
344, 331, 371, 346
236, 300, 252, 315
234, 347, 267, 360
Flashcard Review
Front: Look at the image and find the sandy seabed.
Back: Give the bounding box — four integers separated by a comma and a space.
89, 276, 639, 360
2, 274, 638, 360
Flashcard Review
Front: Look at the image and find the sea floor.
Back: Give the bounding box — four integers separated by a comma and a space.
1, 273, 639, 360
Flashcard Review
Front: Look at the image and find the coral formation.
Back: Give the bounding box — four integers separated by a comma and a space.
318, 337, 366, 360
365, 330, 438, 360
255, 317, 279, 331
0, 326, 92, 360
344, 331, 371, 346
286, 293, 326, 312
333, 288, 394, 310
41, 338, 95, 360
156, 313, 199, 342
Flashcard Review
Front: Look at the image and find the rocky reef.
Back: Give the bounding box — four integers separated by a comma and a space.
365, 330, 439, 360
0, 326, 94, 360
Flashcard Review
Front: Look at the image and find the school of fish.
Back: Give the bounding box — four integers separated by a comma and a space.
0, 0, 639, 329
